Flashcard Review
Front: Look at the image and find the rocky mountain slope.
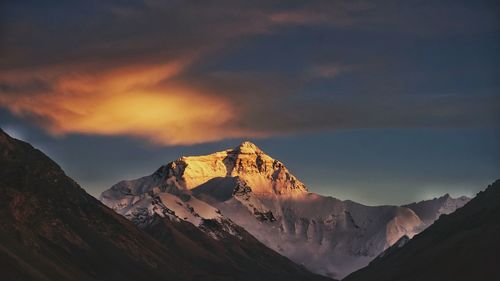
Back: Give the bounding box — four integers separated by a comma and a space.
344, 180, 500, 281
0, 129, 331, 281
403, 193, 470, 227
101, 141, 466, 279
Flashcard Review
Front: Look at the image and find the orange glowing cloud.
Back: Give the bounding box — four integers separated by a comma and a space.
0, 62, 261, 145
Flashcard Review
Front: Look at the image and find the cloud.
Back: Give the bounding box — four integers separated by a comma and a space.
0, 62, 262, 145
1, 0, 499, 146
267, 1, 373, 27
305, 63, 360, 79
1, 1, 355, 145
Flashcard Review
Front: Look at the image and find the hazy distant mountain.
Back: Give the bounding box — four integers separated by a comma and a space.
0, 129, 331, 281
103, 141, 465, 279
403, 194, 470, 227
344, 180, 500, 281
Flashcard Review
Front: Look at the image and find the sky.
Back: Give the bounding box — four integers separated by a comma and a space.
1, 0, 499, 205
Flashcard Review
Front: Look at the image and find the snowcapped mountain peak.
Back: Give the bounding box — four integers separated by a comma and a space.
233, 141, 262, 154
99, 142, 312, 242
100, 141, 308, 220
100, 142, 441, 279
166, 142, 309, 196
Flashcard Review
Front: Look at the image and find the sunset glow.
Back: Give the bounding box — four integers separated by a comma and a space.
0, 62, 263, 145
0, 0, 498, 204
0, 2, 499, 280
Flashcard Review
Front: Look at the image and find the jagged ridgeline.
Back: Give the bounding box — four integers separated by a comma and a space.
0, 129, 332, 281
101, 141, 469, 279
344, 180, 500, 281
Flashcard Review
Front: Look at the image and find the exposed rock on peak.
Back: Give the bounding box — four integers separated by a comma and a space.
234, 141, 263, 154
101, 142, 308, 213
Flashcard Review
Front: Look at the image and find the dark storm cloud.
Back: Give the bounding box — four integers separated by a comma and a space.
0, 0, 499, 145
0, 0, 382, 68
2, 0, 498, 68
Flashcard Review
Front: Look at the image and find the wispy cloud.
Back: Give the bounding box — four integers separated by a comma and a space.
306, 63, 359, 79
1, 0, 371, 145
1, 0, 498, 145
0, 61, 264, 145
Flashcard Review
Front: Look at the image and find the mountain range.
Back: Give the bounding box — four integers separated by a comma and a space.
344, 179, 500, 281
2, 128, 492, 281
0, 129, 330, 281
403, 193, 470, 227
101, 141, 470, 279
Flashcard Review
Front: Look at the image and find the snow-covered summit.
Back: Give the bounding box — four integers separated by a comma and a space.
100, 141, 466, 279
101, 141, 308, 212
100, 141, 308, 239
234, 140, 263, 154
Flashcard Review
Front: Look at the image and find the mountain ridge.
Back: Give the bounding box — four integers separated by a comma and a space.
0, 128, 193, 281
344, 179, 500, 281
0, 130, 332, 281
402, 193, 470, 226
101, 140, 467, 279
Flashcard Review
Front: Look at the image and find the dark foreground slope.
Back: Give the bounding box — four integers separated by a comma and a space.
144, 217, 332, 281
344, 180, 500, 281
0, 129, 203, 281
0, 129, 331, 281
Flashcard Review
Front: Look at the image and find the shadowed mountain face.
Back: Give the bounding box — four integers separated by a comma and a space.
0, 129, 193, 281
344, 180, 500, 281
403, 194, 470, 227
0, 129, 332, 281
142, 215, 333, 281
